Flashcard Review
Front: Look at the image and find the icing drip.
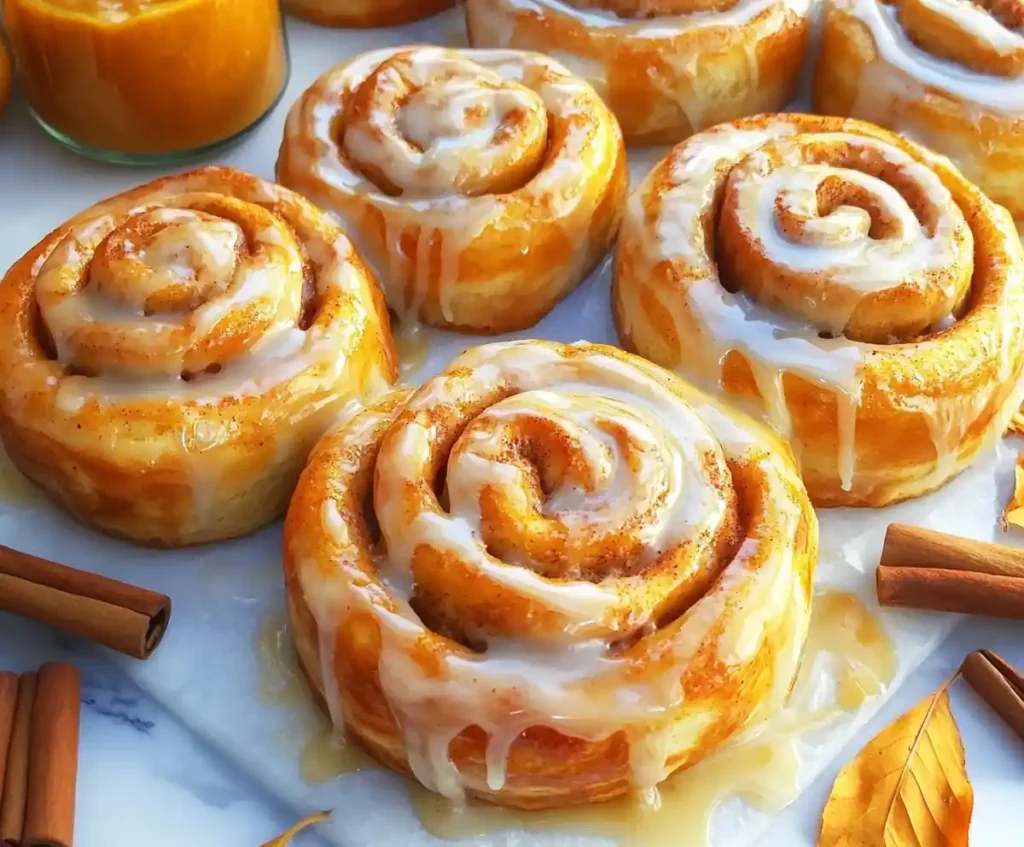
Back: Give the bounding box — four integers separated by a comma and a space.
414, 736, 801, 846
292, 340, 816, 806
796, 591, 897, 711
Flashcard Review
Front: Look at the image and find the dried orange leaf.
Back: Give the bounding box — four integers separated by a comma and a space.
818, 686, 972, 847
260, 811, 330, 846
1002, 457, 1024, 531
1007, 410, 1024, 437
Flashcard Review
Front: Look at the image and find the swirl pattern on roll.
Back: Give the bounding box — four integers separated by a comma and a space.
285, 0, 453, 27
465, 0, 812, 144
276, 46, 627, 334
613, 114, 1024, 507
814, 0, 1024, 221
283, 340, 817, 809
0, 167, 397, 547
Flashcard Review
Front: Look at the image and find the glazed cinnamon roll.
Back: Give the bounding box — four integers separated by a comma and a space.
283, 340, 817, 809
465, 0, 813, 145
0, 167, 397, 547
613, 114, 1024, 507
285, 0, 453, 27
814, 0, 1024, 223
276, 46, 627, 333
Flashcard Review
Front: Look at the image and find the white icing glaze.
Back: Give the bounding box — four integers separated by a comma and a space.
343, 51, 548, 200
37, 205, 306, 378
377, 370, 735, 639
727, 132, 968, 336
279, 46, 607, 326
34, 188, 381, 409
444, 390, 728, 575
135, 216, 241, 306
297, 341, 813, 805
739, 145, 956, 281
840, 0, 1024, 116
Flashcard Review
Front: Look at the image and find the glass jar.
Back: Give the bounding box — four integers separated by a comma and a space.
3, 0, 290, 164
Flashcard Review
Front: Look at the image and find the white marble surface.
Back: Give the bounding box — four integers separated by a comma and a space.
0, 9, 1023, 847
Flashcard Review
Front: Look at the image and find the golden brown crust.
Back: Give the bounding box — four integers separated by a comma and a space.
284, 0, 454, 28
276, 46, 627, 334
283, 340, 817, 808
465, 0, 812, 145
613, 113, 1024, 507
813, 0, 1024, 223
0, 167, 397, 547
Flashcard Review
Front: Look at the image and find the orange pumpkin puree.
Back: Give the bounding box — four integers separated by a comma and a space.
3, 0, 288, 155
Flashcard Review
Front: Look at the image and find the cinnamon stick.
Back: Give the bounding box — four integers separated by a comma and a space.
877, 567, 1024, 618
877, 524, 1024, 618
23, 663, 79, 847
961, 650, 1024, 744
0, 546, 171, 659
881, 524, 1024, 578
0, 672, 35, 846
0, 675, 16, 806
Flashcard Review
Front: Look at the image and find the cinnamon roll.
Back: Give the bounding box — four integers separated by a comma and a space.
285, 0, 453, 28
613, 114, 1024, 507
465, 0, 813, 145
814, 0, 1024, 223
276, 46, 627, 333
0, 167, 397, 547
283, 339, 817, 809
